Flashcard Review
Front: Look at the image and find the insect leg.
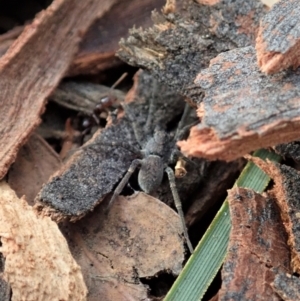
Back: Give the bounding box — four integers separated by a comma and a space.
144, 80, 157, 136
165, 166, 194, 253
106, 159, 142, 212
82, 141, 142, 157
121, 102, 144, 146
174, 103, 193, 141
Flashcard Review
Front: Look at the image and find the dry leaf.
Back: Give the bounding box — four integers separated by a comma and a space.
0, 181, 87, 301
64, 193, 185, 300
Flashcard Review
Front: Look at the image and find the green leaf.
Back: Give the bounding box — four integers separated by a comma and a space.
164, 149, 281, 301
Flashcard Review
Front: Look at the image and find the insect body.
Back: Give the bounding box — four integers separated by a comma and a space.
105, 100, 195, 253
38, 71, 195, 253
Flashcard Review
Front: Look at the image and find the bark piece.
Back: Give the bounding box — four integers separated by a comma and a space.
272, 272, 300, 301
0, 181, 87, 301
246, 156, 300, 274
0, 1, 165, 76
51, 81, 125, 115
37, 116, 139, 221
36, 70, 185, 221
218, 187, 290, 300
65, 193, 184, 301
7, 134, 62, 205
69, 0, 166, 75
274, 141, 300, 162
0, 0, 117, 180
256, 0, 300, 74
178, 46, 300, 161
118, 0, 266, 103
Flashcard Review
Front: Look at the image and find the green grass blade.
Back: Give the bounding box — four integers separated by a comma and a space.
164, 149, 281, 301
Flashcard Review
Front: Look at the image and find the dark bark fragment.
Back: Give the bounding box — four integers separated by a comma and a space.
185, 159, 244, 227
274, 141, 300, 162
118, 0, 266, 103
245, 156, 300, 274
272, 272, 300, 301
178, 46, 300, 161
36, 117, 139, 220
69, 0, 166, 75
35, 70, 185, 221
256, 0, 300, 74
218, 187, 290, 301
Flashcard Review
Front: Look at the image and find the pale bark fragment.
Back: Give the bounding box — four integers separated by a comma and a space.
217, 187, 290, 301
0, 182, 87, 301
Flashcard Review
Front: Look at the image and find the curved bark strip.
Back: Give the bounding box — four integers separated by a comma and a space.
218, 187, 290, 300
256, 0, 300, 74
0, 0, 116, 180
178, 46, 300, 161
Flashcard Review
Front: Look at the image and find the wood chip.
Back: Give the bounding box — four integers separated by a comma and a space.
0, 0, 117, 180
274, 141, 300, 162
256, 0, 300, 74
245, 156, 300, 274
217, 187, 291, 300
69, 0, 165, 75
0, 181, 87, 301
178, 46, 300, 161
118, 0, 266, 103
272, 272, 300, 301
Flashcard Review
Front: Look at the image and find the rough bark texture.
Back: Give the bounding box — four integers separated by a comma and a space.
0, 0, 117, 180
218, 187, 290, 301
185, 159, 244, 227
69, 0, 166, 75
178, 46, 300, 161
0, 0, 166, 76
246, 156, 300, 274
272, 272, 300, 301
118, 0, 266, 104
274, 141, 300, 162
0, 182, 87, 301
256, 0, 300, 74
